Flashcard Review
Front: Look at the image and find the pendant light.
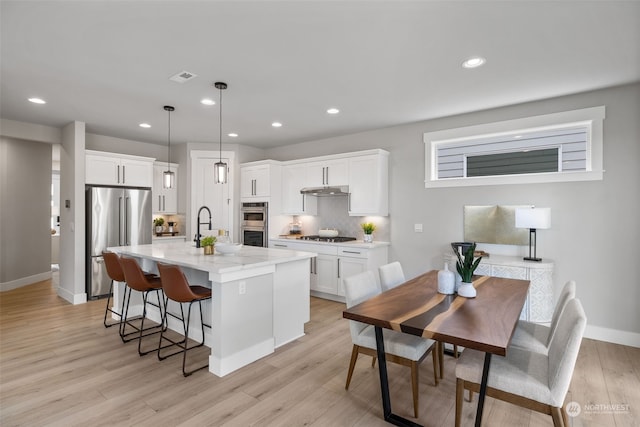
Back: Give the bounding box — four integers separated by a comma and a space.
213, 82, 228, 184
163, 105, 175, 189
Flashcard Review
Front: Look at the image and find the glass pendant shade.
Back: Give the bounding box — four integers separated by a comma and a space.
214, 161, 227, 184
163, 105, 175, 189
163, 170, 175, 189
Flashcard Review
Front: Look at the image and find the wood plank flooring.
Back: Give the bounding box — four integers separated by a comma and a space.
1, 278, 638, 426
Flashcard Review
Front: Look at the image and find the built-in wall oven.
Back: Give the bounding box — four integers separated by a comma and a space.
241, 202, 268, 247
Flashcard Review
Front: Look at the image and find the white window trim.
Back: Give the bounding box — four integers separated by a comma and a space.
424, 106, 605, 188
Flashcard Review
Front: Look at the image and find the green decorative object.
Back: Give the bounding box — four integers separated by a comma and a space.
452, 242, 483, 283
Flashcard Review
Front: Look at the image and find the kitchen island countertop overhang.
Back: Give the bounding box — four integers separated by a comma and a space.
108, 242, 316, 377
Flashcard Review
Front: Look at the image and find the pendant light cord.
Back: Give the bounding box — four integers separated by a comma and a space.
167, 109, 171, 167
219, 86, 223, 161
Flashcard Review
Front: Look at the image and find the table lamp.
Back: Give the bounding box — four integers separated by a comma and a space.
515, 207, 551, 262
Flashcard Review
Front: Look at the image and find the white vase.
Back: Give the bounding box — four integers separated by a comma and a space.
437, 263, 455, 294
363, 234, 373, 243
458, 281, 476, 298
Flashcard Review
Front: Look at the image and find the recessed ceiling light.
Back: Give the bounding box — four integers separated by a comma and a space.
139, 123, 151, 128
327, 108, 340, 114
462, 57, 486, 69
28, 97, 46, 104
228, 133, 238, 138
272, 122, 282, 128
201, 98, 215, 106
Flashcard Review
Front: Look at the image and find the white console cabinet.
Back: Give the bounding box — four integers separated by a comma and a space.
445, 254, 554, 323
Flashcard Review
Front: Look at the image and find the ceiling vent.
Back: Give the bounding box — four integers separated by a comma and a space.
169, 70, 198, 83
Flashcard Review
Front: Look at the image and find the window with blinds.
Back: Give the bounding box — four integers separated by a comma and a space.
437, 124, 589, 179
424, 106, 605, 188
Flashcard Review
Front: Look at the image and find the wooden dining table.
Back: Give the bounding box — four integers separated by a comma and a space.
343, 270, 530, 427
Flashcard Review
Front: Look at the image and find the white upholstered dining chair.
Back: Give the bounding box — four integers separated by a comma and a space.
455, 298, 586, 427
378, 261, 406, 291
343, 270, 439, 418
510, 280, 576, 354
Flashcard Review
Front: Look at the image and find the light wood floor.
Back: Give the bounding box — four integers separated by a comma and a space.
1, 279, 638, 427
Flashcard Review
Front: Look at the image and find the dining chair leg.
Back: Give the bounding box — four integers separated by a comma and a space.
411, 360, 419, 418
551, 406, 564, 427
432, 347, 439, 386
345, 345, 360, 389
438, 341, 444, 379
454, 344, 459, 358
455, 378, 464, 427
561, 403, 569, 426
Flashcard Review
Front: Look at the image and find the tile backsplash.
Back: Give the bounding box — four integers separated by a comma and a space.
296, 196, 390, 241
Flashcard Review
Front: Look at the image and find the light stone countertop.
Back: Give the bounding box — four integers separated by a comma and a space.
268, 237, 390, 249
109, 242, 315, 275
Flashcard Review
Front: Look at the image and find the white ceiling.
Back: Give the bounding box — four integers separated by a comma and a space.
1, 1, 639, 149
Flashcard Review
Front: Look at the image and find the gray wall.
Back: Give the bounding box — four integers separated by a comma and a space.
0, 137, 52, 285
266, 83, 640, 339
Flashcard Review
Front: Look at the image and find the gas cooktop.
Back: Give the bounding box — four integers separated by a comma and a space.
298, 235, 357, 243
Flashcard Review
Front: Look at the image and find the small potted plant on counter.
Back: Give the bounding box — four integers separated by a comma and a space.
453, 242, 483, 298
361, 222, 376, 243
153, 217, 165, 235
201, 235, 216, 255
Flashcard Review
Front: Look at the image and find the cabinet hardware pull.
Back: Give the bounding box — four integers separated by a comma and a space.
343, 250, 361, 254
337, 258, 341, 278
274, 244, 287, 248
117, 165, 120, 183
122, 165, 125, 183
158, 195, 162, 211
162, 195, 165, 211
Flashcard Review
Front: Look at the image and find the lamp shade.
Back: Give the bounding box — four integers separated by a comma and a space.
515, 207, 551, 229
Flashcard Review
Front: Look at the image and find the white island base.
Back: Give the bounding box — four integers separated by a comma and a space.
109, 242, 315, 377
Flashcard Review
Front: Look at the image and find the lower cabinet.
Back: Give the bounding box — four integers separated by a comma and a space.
445, 254, 554, 323
269, 240, 389, 303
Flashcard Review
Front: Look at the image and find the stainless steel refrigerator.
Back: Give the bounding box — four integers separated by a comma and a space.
86, 186, 152, 299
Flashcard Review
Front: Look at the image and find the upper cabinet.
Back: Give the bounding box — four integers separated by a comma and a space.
282, 164, 318, 215
240, 160, 282, 203
281, 149, 389, 216
348, 152, 389, 216
153, 162, 179, 214
306, 158, 348, 187
85, 150, 154, 187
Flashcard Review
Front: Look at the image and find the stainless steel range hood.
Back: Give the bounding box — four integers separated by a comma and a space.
300, 186, 349, 196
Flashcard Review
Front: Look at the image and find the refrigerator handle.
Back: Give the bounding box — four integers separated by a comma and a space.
118, 197, 123, 246
125, 197, 130, 245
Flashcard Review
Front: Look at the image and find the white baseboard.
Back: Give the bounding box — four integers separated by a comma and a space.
585, 324, 640, 348
0, 271, 52, 292
56, 286, 87, 305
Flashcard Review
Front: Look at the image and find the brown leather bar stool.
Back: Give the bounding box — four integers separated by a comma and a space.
119, 256, 166, 355
102, 251, 160, 336
156, 263, 212, 377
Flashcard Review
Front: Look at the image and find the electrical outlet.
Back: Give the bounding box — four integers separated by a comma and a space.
239, 281, 246, 295
414, 224, 423, 232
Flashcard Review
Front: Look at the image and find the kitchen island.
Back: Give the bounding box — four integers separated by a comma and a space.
109, 242, 315, 377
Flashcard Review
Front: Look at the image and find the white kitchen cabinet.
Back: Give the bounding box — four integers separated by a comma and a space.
348, 152, 389, 216
281, 164, 317, 215
86, 150, 154, 187
445, 254, 554, 323
153, 162, 178, 213
306, 158, 348, 187
269, 239, 389, 302
241, 164, 270, 198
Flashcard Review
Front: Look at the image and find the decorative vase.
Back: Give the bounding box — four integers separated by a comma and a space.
457, 281, 476, 298
437, 263, 455, 294
363, 233, 373, 243
203, 245, 214, 255
155, 226, 163, 234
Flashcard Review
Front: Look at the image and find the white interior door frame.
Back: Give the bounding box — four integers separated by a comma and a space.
189, 150, 235, 243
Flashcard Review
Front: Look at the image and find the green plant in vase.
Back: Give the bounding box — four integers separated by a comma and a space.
361, 222, 376, 243
201, 236, 216, 255
153, 217, 165, 234
452, 242, 483, 297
